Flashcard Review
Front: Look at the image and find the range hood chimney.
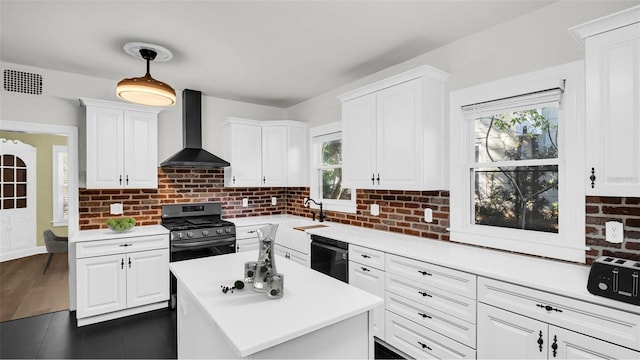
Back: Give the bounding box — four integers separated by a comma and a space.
160, 89, 230, 168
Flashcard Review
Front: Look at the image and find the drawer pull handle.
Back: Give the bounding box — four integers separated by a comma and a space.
361, 267, 370, 272
536, 304, 562, 313
418, 270, 432, 276
418, 291, 432, 298
417, 312, 431, 319
551, 335, 558, 357
417, 341, 431, 351
361, 254, 371, 259
537, 331, 544, 352
119, 243, 133, 247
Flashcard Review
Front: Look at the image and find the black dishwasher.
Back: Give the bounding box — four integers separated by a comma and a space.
310, 234, 349, 283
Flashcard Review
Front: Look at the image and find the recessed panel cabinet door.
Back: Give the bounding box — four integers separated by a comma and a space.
126, 249, 169, 308
261, 125, 288, 186
123, 111, 158, 188
342, 93, 377, 189
227, 123, 262, 186
551, 325, 640, 359
77, 254, 127, 318
376, 78, 423, 189
349, 262, 385, 340
585, 22, 640, 196
477, 303, 547, 359
86, 106, 124, 188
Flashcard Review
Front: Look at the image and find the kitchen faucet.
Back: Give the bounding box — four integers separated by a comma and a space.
304, 198, 325, 222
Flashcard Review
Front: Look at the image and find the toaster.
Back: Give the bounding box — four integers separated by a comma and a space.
587, 256, 640, 305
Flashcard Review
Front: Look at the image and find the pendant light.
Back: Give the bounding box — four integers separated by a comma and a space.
117, 43, 176, 107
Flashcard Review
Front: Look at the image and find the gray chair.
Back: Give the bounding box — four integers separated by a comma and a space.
43, 230, 68, 274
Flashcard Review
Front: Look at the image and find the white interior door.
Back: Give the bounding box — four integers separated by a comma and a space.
0, 138, 37, 261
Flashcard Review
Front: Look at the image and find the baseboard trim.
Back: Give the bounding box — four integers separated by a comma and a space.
0, 247, 47, 262
76, 301, 169, 327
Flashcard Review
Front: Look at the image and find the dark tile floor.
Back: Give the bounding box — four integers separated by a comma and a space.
0, 308, 177, 359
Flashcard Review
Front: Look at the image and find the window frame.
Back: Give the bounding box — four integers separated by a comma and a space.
52, 145, 68, 226
449, 61, 586, 263
309, 122, 356, 214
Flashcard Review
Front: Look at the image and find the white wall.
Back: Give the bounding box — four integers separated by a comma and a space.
285, 1, 639, 127
0, 62, 286, 163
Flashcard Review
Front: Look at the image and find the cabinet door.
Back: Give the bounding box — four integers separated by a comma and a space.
349, 262, 385, 340
585, 22, 640, 196
261, 125, 288, 186
342, 93, 377, 189
126, 249, 169, 308
288, 248, 309, 267
477, 303, 547, 359
123, 111, 158, 188
226, 123, 262, 187
376, 78, 424, 189
550, 325, 640, 359
85, 106, 124, 188
77, 253, 127, 318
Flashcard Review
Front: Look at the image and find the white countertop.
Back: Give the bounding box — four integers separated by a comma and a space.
169, 251, 382, 357
229, 215, 640, 315
71, 224, 168, 243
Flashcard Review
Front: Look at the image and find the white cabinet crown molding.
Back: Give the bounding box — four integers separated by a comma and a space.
223, 116, 308, 128
337, 64, 449, 102
569, 5, 640, 44
79, 97, 164, 114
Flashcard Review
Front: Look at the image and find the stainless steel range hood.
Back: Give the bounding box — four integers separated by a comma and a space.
160, 89, 230, 168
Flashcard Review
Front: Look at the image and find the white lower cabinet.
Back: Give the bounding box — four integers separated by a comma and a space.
235, 224, 265, 253
275, 244, 308, 267
349, 245, 386, 340
75, 234, 169, 326
385, 253, 477, 358
477, 277, 640, 359
478, 303, 639, 359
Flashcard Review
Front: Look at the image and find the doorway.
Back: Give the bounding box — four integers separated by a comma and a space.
0, 121, 78, 321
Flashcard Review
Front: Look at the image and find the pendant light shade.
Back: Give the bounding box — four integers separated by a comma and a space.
117, 47, 176, 107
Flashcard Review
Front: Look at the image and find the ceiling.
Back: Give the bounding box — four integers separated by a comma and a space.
1, 0, 556, 108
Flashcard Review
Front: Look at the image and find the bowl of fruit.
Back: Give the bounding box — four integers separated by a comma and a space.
106, 217, 136, 233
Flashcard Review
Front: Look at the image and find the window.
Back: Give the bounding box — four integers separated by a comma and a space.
310, 122, 356, 213
52, 145, 68, 226
1, 154, 28, 209
449, 62, 586, 263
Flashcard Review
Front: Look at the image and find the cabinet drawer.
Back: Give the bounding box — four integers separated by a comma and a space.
235, 225, 266, 240
386, 291, 476, 348
385, 311, 476, 359
350, 244, 385, 270
387, 273, 476, 324
478, 277, 640, 352
76, 234, 169, 258
386, 254, 476, 299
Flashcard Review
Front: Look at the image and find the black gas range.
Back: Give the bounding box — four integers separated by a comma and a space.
161, 202, 236, 307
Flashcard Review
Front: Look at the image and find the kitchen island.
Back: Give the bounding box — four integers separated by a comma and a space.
169, 251, 383, 359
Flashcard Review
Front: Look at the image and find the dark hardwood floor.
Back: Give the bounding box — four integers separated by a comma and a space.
0, 308, 177, 359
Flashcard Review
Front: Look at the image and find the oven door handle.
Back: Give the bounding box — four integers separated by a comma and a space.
172, 238, 235, 248
311, 241, 349, 256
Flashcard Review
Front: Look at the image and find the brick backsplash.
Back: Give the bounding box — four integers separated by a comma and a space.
585, 196, 640, 265
78, 168, 286, 230
79, 169, 640, 264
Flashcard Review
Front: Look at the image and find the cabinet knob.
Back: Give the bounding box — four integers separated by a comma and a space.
361, 267, 370, 272
418, 291, 432, 298
371, 173, 375, 185
417, 312, 431, 319
121, 258, 124, 269
128, 258, 132, 268
417, 341, 431, 351
263, 176, 266, 184
119, 175, 123, 185
551, 335, 558, 357
233, 176, 236, 184
590, 167, 596, 188
376, 173, 380, 185
418, 270, 432, 276
361, 254, 371, 259
126, 175, 129, 185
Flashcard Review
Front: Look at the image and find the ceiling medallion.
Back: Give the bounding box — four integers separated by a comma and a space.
116, 42, 176, 107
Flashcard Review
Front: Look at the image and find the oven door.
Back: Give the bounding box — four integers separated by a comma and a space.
170, 236, 236, 262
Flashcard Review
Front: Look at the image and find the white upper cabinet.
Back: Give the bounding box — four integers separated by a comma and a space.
80, 98, 162, 189
571, 6, 640, 197
223, 118, 307, 187
338, 65, 448, 190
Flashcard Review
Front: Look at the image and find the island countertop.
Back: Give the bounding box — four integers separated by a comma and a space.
169, 252, 383, 357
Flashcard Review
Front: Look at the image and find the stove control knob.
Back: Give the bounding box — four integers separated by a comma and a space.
225, 228, 232, 233
216, 229, 223, 234
187, 231, 194, 238
177, 233, 183, 239
202, 230, 209, 236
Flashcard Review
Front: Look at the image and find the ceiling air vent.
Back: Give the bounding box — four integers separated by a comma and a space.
3, 69, 42, 95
